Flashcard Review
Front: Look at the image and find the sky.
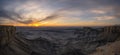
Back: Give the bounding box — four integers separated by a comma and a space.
0, 0, 120, 26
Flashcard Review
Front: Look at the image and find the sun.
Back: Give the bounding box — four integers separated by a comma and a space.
33, 23, 40, 27
29, 22, 41, 27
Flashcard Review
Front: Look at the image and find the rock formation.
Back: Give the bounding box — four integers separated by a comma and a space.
0, 25, 120, 55
0, 25, 30, 55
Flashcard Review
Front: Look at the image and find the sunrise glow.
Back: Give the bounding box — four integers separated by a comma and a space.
0, 0, 120, 26
28, 22, 41, 27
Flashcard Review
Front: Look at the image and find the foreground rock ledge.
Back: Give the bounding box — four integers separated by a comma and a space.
0, 25, 30, 55
0, 25, 15, 48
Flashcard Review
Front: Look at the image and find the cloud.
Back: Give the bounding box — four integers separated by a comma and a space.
90, 7, 113, 14
95, 16, 116, 20
0, 0, 33, 24
0, 0, 120, 26
91, 10, 106, 14
39, 13, 60, 22
0, 9, 34, 24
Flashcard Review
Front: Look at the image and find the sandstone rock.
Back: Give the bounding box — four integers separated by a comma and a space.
98, 25, 120, 42
90, 41, 120, 55
0, 25, 30, 55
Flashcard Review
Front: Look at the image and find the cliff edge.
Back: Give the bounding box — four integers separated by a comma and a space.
0, 25, 30, 55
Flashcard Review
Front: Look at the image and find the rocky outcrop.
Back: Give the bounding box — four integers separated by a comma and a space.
98, 25, 120, 42
0, 25, 15, 47
0, 25, 16, 55
89, 25, 120, 55
0, 25, 30, 55
90, 41, 120, 55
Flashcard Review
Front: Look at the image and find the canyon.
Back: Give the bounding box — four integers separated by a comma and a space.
0, 25, 120, 55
